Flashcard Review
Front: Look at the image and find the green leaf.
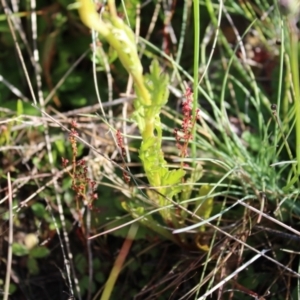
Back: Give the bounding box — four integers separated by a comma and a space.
194, 185, 214, 231
69, 96, 87, 106
59, 73, 83, 92
16, 99, 23, 116
93, 258, 101, 269
31, 203, 46, 218
12, 243, 28, 256
133, 60, 169, 128
145, 60, 169, 107
54, 138, 66, 155
91, 195, 124, 228
95, 272, 105, 283
139, 136, 168, 186
1, 101, 38, 115
160, 169, 186, 200
104, 214, 155, 240
162, 169, 185, 186
75, 253, 87, 274
131, 102, 145, 131
9, 283, 17, 294
79, 275, 95, 294
119, 0, 140, 27
94, 46, 118, 70
27, 256, 39, 275
181, 164, 203, 201
241, 131, 261, 152
29, 246, 50, 258
122, 202, 177, 242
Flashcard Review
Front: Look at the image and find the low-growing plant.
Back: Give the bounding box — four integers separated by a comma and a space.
76, 0, 214, 248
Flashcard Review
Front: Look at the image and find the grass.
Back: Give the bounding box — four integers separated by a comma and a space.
1, 0, 300, 299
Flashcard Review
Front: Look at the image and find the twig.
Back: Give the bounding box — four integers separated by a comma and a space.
4, 173, 13, 300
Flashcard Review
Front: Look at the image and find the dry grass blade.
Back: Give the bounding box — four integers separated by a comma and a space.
3, 173, 13, 300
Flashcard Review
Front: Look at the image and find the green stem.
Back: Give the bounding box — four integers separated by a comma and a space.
107, 0, 118, 20
290, 20, 300, 175
192, 0, 200, 165
77, 0, 151, 106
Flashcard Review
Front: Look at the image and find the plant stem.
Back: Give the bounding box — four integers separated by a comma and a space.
192, 0, 200, 164
100, 224, 138, 300
289, 19, 300, 175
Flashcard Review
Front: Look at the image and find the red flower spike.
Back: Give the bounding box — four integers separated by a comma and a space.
90, 181, 96, 189
61, 157, 69, 167
71, 119, 78, 128
115, 129, 131, 183
173, 87, 198, 158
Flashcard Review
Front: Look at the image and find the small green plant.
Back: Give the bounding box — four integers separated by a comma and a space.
12, 233, 50, 275
76, 0, 214, 248
74, 253, 104, 297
